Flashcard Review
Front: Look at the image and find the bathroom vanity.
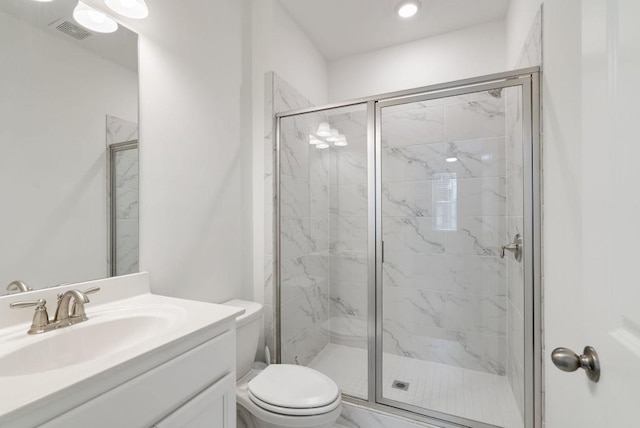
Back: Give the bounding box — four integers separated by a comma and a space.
0, 273, 242, 428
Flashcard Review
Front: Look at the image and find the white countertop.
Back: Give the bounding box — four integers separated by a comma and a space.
0, 273, 243, 426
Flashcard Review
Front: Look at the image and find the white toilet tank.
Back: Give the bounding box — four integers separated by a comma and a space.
223, 299, 263, 380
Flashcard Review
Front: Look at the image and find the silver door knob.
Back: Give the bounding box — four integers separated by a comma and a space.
551, 346, 600, 382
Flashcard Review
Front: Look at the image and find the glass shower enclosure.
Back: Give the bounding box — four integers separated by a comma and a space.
275, 69, 541, 428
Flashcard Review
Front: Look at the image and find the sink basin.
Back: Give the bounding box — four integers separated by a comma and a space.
0, 304, 185, 377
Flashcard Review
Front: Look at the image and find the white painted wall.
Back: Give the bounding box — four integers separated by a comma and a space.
271, 0, 328, 106
0, 8, 137, 290
506, 0, 543, 67
84, 0, 254, 303
328, 20, 506, 102
538, 1, 585, 426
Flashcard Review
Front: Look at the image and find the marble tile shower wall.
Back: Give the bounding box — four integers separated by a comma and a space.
107, 115, 139, 276
265, 73, 330, 366
113, 148, 139, 275
379, 93, 508, 375
327, 110, 369, 347
506, 7, 542, 420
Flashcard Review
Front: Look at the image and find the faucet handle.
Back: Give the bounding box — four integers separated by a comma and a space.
83, 286, 101, 296
10, 298, 47, 309
10, 299, 50, 334
70, 287, 100, 318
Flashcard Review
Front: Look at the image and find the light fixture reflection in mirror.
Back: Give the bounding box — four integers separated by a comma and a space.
104, 0, 149, 19
73, 1, 118, 33
309, 134, 322, 145
316, 122, 331, 137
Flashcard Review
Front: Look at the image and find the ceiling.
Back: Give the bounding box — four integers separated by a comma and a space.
278, 0, 511, 61
0, 0, 138, 71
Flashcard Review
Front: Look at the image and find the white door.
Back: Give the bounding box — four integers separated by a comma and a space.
545, 0, 640, 426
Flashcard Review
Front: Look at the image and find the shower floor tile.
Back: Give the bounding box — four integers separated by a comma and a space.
310, 343, 523, 428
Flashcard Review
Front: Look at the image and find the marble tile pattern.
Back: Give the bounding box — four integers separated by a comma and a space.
514, 9, 542, 70
327, 108, 370, 351
106, 115, 138, 146
376, 91, 509, 375
270, 76, 530, 417
107, 116, 139, 276
506, 7, 541, 419
315, 344, 524, 428
266, 72, 331, 366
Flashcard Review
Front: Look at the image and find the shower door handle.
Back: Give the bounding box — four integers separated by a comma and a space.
500, 234, 523, 261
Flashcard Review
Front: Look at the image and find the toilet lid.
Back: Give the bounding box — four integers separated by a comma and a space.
248, 390, 341, 416
248, 364, 340, 409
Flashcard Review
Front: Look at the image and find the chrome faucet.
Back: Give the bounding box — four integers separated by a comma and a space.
6, 280, 32, 294
54, 289, 90, 323
9, 287, 100, 334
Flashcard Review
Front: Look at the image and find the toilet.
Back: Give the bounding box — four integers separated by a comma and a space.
224, 299, 342, 428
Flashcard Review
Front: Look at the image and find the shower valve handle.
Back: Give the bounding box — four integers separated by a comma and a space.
500, 234, 523, 261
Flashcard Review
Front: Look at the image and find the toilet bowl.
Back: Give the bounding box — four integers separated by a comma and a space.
224, 299, 342, 428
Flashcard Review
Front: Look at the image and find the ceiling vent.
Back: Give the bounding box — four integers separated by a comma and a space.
49, 18, 93, 41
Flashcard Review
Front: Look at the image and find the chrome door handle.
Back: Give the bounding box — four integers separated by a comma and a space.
551, 346, 600, 382
500, 234, 523, 261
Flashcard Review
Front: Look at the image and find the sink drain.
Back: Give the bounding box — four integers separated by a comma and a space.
392, 380, 409, 391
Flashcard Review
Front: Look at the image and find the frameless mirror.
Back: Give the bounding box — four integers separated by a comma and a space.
0, 0, 139, 294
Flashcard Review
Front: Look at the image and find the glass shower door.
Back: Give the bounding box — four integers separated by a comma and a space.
377, 83, 530, 428
277, 103, 370, 400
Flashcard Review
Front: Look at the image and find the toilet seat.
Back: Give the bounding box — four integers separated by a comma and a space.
247, 364, 340, 416
248, 390, 341, 416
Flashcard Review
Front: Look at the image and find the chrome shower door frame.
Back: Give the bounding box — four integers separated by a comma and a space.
107, 139, 138, 278
274, 67, 542, 428
373, 74, 540, 428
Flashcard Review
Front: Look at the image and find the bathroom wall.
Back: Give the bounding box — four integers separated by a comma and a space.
252, 0, 329, 331
506, 0, 543, 67
107, 116, 140, 276
271, 0, 329, 107
0, 8, 137, 289
327, 109, 369, 349
279, 104, 331, 365
264, 73, 331, 365
85, 0, 255, 303
504, 7, 542, 420
328, 20, 506, 102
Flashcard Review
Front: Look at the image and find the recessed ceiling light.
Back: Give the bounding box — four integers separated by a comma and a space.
396, 0, 420, 18
104, 0, 149, 19
73, 1, 118, 33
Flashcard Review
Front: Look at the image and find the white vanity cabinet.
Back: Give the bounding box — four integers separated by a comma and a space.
40, 329, 236, 428
153, 373, 235, 428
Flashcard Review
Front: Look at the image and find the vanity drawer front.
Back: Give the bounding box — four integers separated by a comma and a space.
40, 330, 235, 428
153, 372, 235, 428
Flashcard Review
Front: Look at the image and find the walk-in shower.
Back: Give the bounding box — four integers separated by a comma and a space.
275, 68, 541, 428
